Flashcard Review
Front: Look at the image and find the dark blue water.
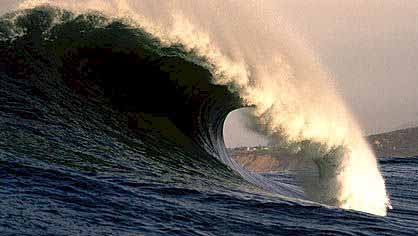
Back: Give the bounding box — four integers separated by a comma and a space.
1, 112, 417, 236
1, 6, 418, 236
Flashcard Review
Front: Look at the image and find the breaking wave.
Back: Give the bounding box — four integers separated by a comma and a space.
3, 0, 390, 216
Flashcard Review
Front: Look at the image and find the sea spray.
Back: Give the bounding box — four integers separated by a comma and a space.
17, 0, 390, 216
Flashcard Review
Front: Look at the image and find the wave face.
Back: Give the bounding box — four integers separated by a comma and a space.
7, 0, 391, 216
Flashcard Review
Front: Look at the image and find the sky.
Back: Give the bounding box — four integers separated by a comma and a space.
276, 1, 418, 134
225, 0, 418, 147
1, 1, 417, 147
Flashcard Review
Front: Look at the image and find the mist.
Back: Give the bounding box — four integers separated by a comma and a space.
222, 0, 418, 147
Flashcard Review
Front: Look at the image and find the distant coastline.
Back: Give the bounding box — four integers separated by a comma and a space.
367, 126, 418, 158
229, 126, 418, 172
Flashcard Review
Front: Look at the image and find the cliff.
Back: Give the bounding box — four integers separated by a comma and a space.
229, 151, 281, 173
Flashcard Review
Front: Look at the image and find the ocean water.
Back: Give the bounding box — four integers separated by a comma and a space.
0, 5, 417, 236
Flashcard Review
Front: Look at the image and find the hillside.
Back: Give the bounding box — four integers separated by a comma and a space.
368, 127, 418, 157
227, 148, 282, 173
229, 127, 418, 172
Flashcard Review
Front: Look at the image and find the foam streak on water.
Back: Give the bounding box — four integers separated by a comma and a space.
17, 0, 390, 216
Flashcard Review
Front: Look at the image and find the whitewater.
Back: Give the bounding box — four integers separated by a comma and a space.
1, 1, 416, 235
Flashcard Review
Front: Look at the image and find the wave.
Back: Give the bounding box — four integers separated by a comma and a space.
3, 0, 390, 216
